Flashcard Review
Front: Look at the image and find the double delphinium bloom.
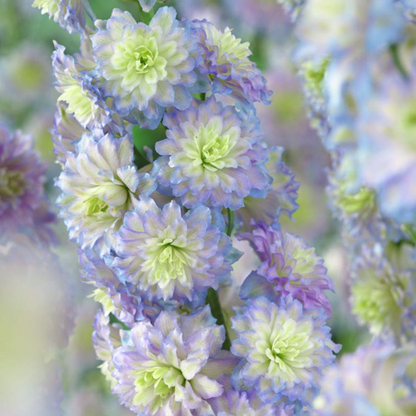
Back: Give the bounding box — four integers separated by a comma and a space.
38, 1, 340, 415
279, 0, 416, 414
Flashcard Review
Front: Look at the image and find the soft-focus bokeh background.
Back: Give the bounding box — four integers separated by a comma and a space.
0, 1, 366, 414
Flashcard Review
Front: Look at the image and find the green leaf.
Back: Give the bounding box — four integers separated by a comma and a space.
132, 123, 166, 169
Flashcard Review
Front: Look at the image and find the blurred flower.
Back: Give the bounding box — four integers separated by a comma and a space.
155, 97, 271, 210
313, 340, 416, 416
91, 7, 199, 129
351, 245, 415, 342
0, 43, 53, 108
111, 198, 235, 302
109, 307, 238, 415
0, 235, 75, 414
358, 70, 416, 224
238, 222, 333, 315
0, 125, 46, 235
57, 133, 156, 251
296, 0, 404, 60
231, 296, 340, 406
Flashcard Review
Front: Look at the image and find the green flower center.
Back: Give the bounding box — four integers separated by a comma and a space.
134, 363, 184, 409
131, 45, 156, 73
84, 196, 109, 217
190, 125, 233, 172
0, 169, 25, 198
265, 320, 314, 371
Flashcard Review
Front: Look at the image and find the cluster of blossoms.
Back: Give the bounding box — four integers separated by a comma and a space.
279, 0, 416, 413
39, 1, 341, 414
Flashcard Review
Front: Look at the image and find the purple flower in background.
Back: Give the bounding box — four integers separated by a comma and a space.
111, 197, 236, 302
91, 7, 200, 129
111, 307, 239, 415
0, 125, 46, 234
190, 20, 272, 107
57, 133, 156, 252
231, 296, 340, 407
238, 222, 333, 315
155, 97, 271, 210
32, 0, 86, 34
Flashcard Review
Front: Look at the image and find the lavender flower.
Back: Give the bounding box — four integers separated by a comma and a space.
111, 197, 236, 302
191, 20, 272, 107
110, 307, 239, 415
57, 133, 156, 251
155, 97, 271, 210
32, 0, 86, 34
238, 222, 333, 315
231, 296, 340, 407
91, 7, 199, 128
0, 125, 46, 234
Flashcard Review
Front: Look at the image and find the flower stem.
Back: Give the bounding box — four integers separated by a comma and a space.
82, 0, 97, 23
206, 288, 232, 350
389, 44, 409, 80
226, 208, 234, 237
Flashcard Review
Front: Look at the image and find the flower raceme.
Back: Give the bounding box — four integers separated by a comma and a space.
35, 1, 345, 415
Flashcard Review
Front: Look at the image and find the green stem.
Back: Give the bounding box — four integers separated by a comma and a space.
206, 288, 232, 350
389, 44, 409, 80
226, 209, 234, 237
199, 92, 206, 101
82, 0, 97, 23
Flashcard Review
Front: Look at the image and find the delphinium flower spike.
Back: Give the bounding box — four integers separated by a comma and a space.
37, 1, 342, 414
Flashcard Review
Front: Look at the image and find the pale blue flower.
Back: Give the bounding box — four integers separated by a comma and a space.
231, 296, 340, 407
155, 97, 271, 210
91, 7, 199, 129
57, 133, 156, 251
111, 307, 239, 415
110, 197, 235, 302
